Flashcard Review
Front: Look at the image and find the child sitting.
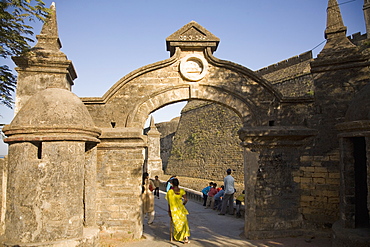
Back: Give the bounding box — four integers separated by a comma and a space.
205, 183, 218, 209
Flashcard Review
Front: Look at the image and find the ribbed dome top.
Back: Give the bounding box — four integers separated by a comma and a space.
345, 83, 370, 122
10, 88, 95, 128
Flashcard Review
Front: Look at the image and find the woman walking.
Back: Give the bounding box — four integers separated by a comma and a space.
142, 172, 155, 224
165, 178, 190, 244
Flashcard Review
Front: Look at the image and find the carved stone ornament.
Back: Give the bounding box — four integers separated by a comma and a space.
179, 54, 208, 81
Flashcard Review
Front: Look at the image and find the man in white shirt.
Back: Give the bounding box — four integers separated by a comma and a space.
219, 168, 235, 215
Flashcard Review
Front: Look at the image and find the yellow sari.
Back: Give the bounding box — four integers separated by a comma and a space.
166, 189, 190, 241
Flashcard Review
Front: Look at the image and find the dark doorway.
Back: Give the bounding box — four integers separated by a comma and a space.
353, 137, 369, 228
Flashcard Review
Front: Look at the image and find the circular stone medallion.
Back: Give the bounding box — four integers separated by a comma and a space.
179, 54, 208, 81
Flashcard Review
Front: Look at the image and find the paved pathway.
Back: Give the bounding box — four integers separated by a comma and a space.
105, 191, 332, 247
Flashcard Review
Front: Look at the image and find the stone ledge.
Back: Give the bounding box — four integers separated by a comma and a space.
2, 227, 100, 247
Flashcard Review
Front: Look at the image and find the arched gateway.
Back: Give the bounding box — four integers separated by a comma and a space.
4, 1, 370, 246
78, 20, 315, 241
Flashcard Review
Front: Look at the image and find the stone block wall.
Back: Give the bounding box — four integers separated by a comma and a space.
96, 145, 143, 240
256, 51, 314, 97
165, 100, 244, 183
294, 151, 341, 227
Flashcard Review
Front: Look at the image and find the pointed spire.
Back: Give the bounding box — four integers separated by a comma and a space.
325, 0, 347, 39
150, 116, 156, 128
147, 116, 160, 136
11, 2, 77, 112
34, 2, 62, 51
315, 0, 356, 57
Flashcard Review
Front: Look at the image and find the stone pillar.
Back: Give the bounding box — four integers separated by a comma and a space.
239, 126, 317, 239
146, 117, 163, 177
338, 136, 356, 228
84, 144, 98, 227
96, 127, 145, 240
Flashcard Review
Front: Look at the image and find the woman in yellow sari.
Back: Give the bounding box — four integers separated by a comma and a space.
165, 178, 190, 243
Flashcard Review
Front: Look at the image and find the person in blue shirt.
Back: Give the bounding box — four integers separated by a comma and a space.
201, 182, 213, 206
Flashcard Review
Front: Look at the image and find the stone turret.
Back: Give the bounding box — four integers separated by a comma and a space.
12, 3, 76, 114
2, 3, 101, 246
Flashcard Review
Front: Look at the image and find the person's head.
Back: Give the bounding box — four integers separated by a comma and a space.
172, 178, 179, 187
143, 172, 149, 179
226, 168, 232, 175
242, 190, 245, 194
155, 175, 158, 180
221, 185, 224, 190
209, 182, 213, 186
213, 183, 217, 188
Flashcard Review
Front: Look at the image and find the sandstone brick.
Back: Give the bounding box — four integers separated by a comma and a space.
301, 195, 315, 202
300, 183, 315, 190
328, 197, 340, 204
327, 178, 340, 185
312, 172, 328, 178
300, 156, 313, 162
323, 190, 339, 197
314, 167, 328, 173
300, 178, 312, 184
312, 161, 322, 167
329, 173, 340, 179
300, 167, 315, 172
313, 178, 326, 184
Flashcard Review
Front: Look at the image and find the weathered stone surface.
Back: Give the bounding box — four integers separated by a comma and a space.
166, 100, 244, 183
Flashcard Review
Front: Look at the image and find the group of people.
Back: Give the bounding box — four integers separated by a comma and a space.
201, 169, 245, 217
141, 168, 244, 244
202, 182, 224, 210
142, 173, 190, 244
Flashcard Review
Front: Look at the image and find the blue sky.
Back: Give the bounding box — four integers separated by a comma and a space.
0, 0, 366, 155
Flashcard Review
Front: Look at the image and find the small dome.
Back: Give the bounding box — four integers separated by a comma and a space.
10, 88, 95, 128
345, 83, 370, 122
4, 88, 100, 143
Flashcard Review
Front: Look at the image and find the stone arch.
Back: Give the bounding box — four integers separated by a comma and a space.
87, 46, 282, 130
127, 84, 259, 128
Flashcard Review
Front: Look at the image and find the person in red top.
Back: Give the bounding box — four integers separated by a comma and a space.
205, 183, 218, 209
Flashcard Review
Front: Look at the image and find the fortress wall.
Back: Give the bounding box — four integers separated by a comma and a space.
165, 101, 244, 185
